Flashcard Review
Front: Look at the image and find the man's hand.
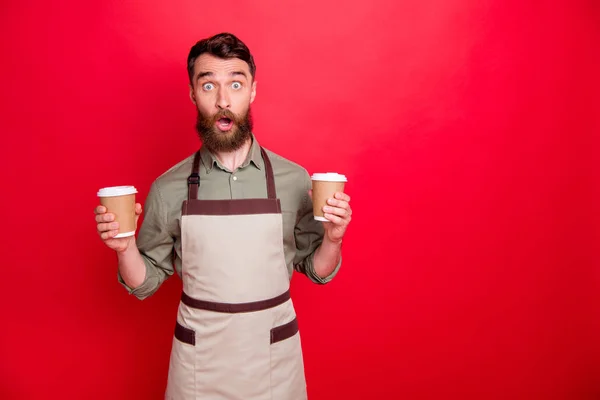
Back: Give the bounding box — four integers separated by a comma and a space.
94, 204, 143, 253
309, 191, 352, 243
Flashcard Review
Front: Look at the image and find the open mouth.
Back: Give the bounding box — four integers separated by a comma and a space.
216, 117, 233, 131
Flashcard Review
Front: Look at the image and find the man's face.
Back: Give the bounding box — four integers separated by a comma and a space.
190, 54, 257, 153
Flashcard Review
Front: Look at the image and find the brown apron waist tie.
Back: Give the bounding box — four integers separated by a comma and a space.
181, 289, 290, 313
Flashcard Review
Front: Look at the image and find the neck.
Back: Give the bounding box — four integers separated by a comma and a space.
213, 137, 252, 172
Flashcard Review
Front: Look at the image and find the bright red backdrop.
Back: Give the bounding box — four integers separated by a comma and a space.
0, 0, 598, 399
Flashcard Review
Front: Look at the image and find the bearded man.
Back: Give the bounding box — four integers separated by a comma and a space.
94, 32, 352, 399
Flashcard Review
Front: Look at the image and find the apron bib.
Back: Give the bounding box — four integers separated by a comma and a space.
165, 148, 307, 400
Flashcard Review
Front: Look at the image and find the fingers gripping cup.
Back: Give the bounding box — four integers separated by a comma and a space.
97, 186, 138, 238
310, 173, 347, 222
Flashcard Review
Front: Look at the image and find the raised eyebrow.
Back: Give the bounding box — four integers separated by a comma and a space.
230, 71, 248, 79
196, 71, 213, 81
196, 71, 247, 82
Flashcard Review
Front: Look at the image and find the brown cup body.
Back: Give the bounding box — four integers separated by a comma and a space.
312, 180, 346, 221
100, 193, 136, 236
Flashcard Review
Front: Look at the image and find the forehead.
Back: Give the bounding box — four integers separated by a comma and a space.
193, 54, 251, 78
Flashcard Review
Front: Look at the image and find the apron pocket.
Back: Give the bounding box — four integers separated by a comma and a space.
270, 317, 307, 399
165, 321, 196, 398
175, 321, 195, 345
270, 317, 298, 344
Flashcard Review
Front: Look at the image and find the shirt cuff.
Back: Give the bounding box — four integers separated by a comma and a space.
304, 253, 342, 284
117, 258, 161, 300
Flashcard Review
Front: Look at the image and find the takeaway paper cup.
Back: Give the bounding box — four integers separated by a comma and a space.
97, 186, 138, 238
310, 173, 347, 222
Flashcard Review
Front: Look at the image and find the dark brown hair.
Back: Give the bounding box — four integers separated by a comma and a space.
187, 32, 256, 84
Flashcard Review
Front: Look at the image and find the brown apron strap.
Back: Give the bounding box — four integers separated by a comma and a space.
260, 147, 276, 200
187, 146, 276, 200
181, 289, 290, 313
187, 151, 201, 201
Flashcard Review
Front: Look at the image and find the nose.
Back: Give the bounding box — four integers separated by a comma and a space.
216, 88, 230, 110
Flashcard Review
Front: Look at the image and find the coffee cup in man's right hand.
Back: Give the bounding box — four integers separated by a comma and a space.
310, 172, 347, 222
97, 186, 138, 237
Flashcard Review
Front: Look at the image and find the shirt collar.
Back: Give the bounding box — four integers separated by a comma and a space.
199, 133, 264, 173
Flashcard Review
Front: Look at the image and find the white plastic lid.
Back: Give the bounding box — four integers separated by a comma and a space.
97, 186, 138, 197
310, 172, 347, 182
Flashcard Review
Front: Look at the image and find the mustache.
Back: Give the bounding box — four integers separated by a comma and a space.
207, 109, 241, 124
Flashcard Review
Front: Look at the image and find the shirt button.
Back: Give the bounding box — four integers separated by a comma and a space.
232, 176, 238, 181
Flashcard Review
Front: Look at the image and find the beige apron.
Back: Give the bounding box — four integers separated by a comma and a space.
165, 147, 307, 400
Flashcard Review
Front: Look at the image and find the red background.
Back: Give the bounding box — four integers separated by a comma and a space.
1, 0, 598, 399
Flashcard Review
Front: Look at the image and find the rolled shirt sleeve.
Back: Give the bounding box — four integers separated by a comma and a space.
293, 171, 342, 284
118, 180, 175, 300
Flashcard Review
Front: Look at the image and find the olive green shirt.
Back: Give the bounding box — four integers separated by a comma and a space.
119, 135, 341, 300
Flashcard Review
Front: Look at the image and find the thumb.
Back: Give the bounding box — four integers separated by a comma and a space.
134, 204, 143, 229
308, 189, 312, 200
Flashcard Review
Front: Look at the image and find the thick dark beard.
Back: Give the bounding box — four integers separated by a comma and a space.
195, 108, 253, 153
